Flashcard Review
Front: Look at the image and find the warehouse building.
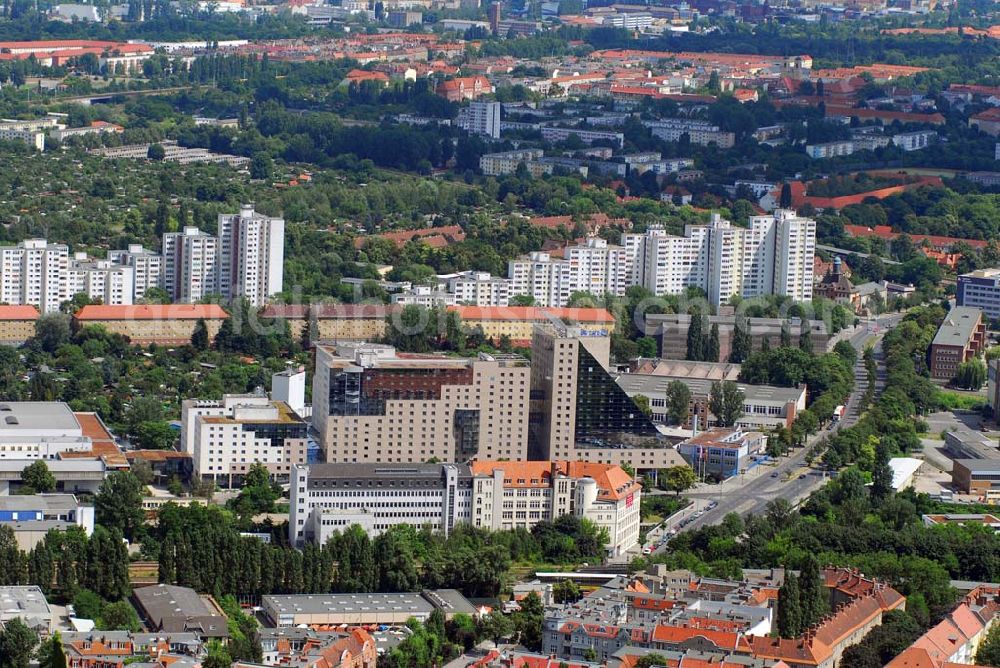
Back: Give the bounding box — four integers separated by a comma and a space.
263, 590, 477, 627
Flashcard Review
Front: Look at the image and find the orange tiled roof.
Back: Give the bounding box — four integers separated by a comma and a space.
0, 305, 39, 320
470, 460, 639, 501
651, 625, 751, 653
354, 225, 466, 249
449, 305, 615, 324
75, 304, 229, 321
66, 412, 128, 468
972, 107, 1000, 122
345, 68, 390, 82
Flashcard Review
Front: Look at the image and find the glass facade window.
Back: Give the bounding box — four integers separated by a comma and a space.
573, 343, 661, 444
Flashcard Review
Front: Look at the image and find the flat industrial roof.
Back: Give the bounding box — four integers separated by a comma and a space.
0, 586, 51, 617
615, 373, 804, 404
0, 402, 80, 433
954, 459, 1000, 473
0, 460, 105, 474
264, 592, 435, 616
0, 494, 79, 511
263, 590, 476, 617
932, 307, 982, 347
304, 462, 471, 480
133, 584, 221, 625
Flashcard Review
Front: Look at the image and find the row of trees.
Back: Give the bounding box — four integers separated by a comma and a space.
0, 522, 130, 604
154, 502, 608, 599
818, 306, 944, 471
740, 342, 856, 446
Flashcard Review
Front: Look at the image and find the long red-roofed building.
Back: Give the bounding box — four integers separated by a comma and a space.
0, 304, 38, 345
781, 176, 944, 210
73, 304, 229, 346
448, 305, 615, 345
0, 40, 153, 72
843, 224, 988, 250
886, 585, 1000, 668
354, 225, 466, 250
750, 568, 905, 668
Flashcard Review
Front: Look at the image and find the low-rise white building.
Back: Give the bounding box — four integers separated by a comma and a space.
181, 392, 309, 487
289, 463, 472, 546
0, 403, 96, 460
289, 460, 641, 556
805, 140, 855, 159
645, 119, 735, 148
892, 130, 937, 151
469, 460, 641, 557
0, 494, 95, 550
447, 271, 512, 306
391, 285, 457, 307
0, 118, 62, 151
0, 586, 53, 637
539, 126, 625, 148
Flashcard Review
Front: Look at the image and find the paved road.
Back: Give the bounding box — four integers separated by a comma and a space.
654, 313, 902, 548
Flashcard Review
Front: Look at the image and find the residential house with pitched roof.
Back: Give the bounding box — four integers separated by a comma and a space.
886, 585, 1000, 668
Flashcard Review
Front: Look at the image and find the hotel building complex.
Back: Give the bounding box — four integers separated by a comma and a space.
311, 343, 531, 464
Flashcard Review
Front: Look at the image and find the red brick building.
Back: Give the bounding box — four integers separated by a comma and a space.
929, 307, 986, 380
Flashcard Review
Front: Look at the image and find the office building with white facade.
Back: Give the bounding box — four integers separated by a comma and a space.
288, 462, 473, 546
958, 268, 1000, 320
288, 460, 640, 556
108, 245, 163, 302
0, 403, 99, 460
0, 494, 95, 550
181, 392, 309, 487
456, 101, 501, 138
